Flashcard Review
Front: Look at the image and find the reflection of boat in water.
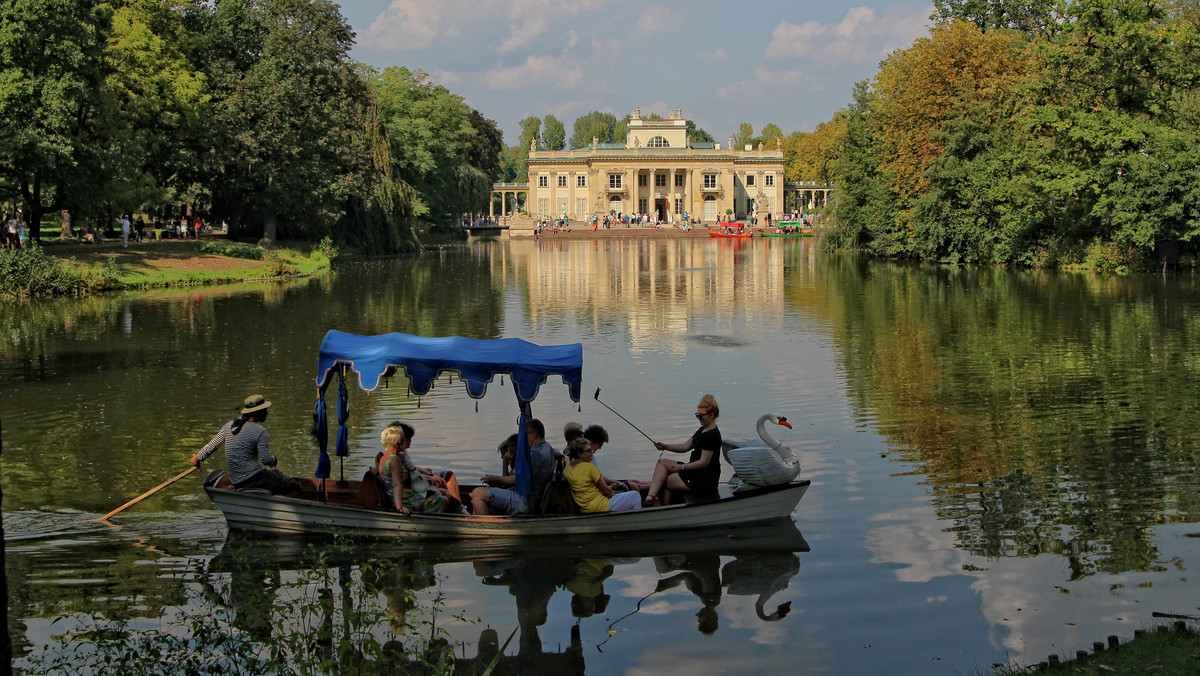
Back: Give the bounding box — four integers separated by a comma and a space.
204, 331, 810, 537
208, 517, 809, 569
208, 518, 808, 672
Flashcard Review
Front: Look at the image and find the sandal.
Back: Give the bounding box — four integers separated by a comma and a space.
644, 494, 661, 508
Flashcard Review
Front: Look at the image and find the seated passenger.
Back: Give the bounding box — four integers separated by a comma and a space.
396, 422, 462, 509
564, 439, 642, 513
378, 424, 450, 514
563, 421, 583, 447
471, 418, 555, 515
583, 425, 649, 495
497, 433, 518, 477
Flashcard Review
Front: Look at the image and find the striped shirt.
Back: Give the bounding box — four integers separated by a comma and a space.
196, 420, 275, 485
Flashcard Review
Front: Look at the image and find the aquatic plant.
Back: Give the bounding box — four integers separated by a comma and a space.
25, 539, 466, 675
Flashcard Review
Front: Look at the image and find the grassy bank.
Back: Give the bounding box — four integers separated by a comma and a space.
0, 238, 334, 300
983, 620, 1200, 675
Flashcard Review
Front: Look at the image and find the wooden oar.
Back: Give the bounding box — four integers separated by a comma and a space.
92, 465, 200, 522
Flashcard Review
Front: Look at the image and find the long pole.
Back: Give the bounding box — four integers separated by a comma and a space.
594, 388, 655, 444
93, 466, 200, 522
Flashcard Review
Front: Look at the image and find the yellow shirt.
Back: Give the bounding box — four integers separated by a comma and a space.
564, 460, 609, 513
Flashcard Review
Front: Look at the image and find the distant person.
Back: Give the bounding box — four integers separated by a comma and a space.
192, 394, 300, 495
497, 433, 518, 476
564, 421, 583, 447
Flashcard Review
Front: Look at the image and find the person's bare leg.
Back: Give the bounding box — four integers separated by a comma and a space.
470, 487, 490, 515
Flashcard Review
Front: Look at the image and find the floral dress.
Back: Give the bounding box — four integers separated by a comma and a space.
378, 450, 448, 513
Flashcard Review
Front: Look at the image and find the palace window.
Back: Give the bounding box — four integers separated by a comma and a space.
538, 198, 548, 215
576, 198, 587, 219
608, 174, 622, 188
638, 174, 647, 187
647, 136, 669, 148
746, 174, 756, 187
638, 198, 647, 213
577, 175, 586, 187
538, 175, 548, 188
674, 198, 683, 214
655, 174, 666, 187
765, 174, 774, 187
557, 198, 568, 215
703, 174, 718, 189
675, 174, 684, 187
557, 175, 567, 187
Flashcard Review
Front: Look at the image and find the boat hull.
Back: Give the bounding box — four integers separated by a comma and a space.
205, 479, 810, 538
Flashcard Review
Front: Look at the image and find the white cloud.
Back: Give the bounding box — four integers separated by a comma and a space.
361, 0, 448, 51
764, 5, 930, 63
715, 68, 816, 102
484, 55, 583, 91
701, 48, 728, 62
636, 6, 683, 35
497, 0, 608, 53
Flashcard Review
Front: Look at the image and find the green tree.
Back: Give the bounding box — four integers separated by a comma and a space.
686, 120, 714, 144
0, 0, 111, 241
731, 122, 754, 149
199, 0, 369, 242
569, 110, 618, 148
518, 116, 541, 149
541, 114, 565, 151
931, 0, 1065, 35
104, 0, 207, 218
756, 122, 784, 148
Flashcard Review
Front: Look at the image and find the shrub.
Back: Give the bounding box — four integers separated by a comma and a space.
199, 240, 265, 260
0, 243, 91, 299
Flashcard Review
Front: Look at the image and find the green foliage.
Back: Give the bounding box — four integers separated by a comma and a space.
0, 0, 111, 235
541, 115, 565, 151
569, 110, 619, 148
686, 120, 715, 144
315, 236, 338, 261
823, 2, 1200, 270
198, 240, 266, 260
28, 540, 465, 675
371, 66, 497, 225
731, 122, 754, 150
0, 243, 94, 299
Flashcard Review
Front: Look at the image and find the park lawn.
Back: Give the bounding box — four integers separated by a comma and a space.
54, 242, 328, 288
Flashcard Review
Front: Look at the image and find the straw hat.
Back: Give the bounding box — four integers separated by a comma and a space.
240, 394, 271, 414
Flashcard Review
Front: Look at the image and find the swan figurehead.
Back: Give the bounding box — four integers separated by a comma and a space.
726, 414, 802, 487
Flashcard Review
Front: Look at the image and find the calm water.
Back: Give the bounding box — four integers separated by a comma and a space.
3, 238, 1199, 674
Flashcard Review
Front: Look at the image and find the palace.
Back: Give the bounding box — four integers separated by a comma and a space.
522, 107, 786, 224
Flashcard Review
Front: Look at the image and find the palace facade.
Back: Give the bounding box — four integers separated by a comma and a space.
524, 107, 785, 223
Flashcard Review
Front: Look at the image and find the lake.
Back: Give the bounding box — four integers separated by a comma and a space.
3, 237, 1198, 674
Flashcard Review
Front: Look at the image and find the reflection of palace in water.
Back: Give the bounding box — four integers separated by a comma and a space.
496, 239, 814, 352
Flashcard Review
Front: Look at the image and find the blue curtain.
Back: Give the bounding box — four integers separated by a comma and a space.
314, 391, 330, 479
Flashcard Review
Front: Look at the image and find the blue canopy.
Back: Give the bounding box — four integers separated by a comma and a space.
314, 330, 584, 495
314, 330, 583, 403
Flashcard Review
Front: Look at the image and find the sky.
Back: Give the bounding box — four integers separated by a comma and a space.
339, 1, 935, 147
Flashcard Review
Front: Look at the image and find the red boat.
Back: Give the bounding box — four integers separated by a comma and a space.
709, 224, 752, 238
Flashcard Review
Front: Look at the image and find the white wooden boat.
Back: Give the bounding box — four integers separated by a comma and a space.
204, 472, 810, 538
203, 330, 811, 538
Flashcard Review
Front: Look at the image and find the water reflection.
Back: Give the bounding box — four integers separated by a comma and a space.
191, 519, 808, 672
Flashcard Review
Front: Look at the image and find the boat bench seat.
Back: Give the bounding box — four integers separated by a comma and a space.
236, 487, 273, 495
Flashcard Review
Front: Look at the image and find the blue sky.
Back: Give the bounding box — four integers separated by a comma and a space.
340, 1, 935, 146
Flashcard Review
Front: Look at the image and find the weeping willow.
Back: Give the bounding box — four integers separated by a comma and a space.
338, 79, 423, 254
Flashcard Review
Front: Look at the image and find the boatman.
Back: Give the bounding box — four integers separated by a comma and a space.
191, 393, 301, 495
471, 418, 555, 515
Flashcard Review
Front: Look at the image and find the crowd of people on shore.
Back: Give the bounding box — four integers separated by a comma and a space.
196, 391, 725, 519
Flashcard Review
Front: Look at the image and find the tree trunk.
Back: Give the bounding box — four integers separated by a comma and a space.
59, 210, 72, 239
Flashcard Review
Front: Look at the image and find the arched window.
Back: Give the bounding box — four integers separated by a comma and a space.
647, 136, 669, 148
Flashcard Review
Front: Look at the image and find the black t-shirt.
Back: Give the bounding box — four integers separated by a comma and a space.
679, 425, 722, 497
